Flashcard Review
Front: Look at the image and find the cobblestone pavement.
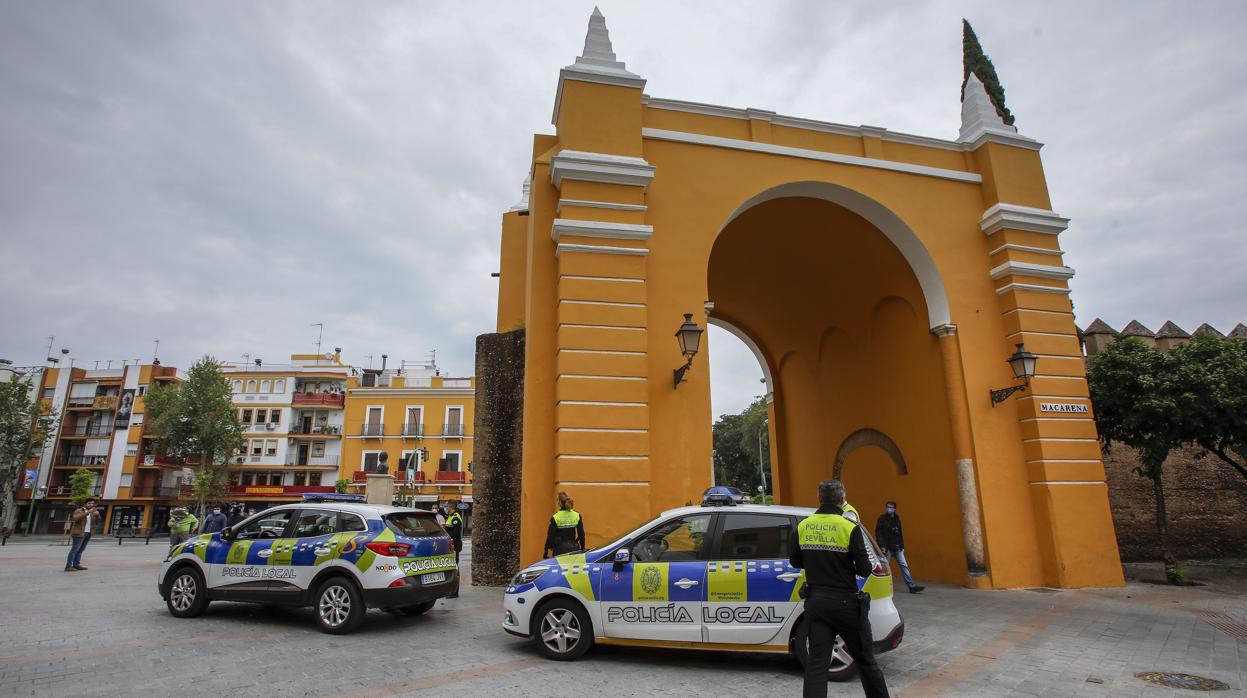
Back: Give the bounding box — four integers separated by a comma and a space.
0, 537, 1243, 697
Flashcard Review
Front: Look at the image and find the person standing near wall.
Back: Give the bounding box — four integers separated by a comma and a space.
63, 497, 101, 572
543, 492, 585, 558
875, 500, 924, 594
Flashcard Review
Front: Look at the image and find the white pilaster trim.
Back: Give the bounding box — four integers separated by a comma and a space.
556, 242, 649, 257
641, 128, 982, 184
995, 282, 1072, 296
560, 299, 646, 308
552, 218, 653, 242
988, 243, 1065, 257
558, 455, 647, 460
1028, 481, 1105, 486
930, 323, 958, 337
550, 150, 655, 190
560, 274, 644, 283
557, 481, 649, 486
990, 261, 1076, 281
558, 198, 648, 213
980, 203, 1070, 236
557, 374, 646, 381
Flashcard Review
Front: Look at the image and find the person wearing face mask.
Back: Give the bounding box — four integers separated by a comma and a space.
875, 500, 923, 594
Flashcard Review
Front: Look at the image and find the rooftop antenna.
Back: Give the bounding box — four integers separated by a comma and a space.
312, 323, 324, 357
94, 361, 101, 370
153, 339, 160, 363
365, 354, 374, 369
105, 360, 113, 369
242, 353, 250, 367
45, 336, 55, 363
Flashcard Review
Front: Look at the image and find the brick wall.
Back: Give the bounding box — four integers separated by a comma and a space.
1105, 444, 1247, 561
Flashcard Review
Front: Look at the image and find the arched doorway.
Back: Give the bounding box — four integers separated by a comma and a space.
706, 186, 969, 584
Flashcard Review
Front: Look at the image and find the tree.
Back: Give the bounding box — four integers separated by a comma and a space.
711, 398, 771, 496
143, 356, 244, 517
1087, 338, 1183, 581
334, 478, 351, 494
0, 371, 58, 531
962, 19, 1015, 126
1168, 334, 1247, 482
68, 468, 96, 507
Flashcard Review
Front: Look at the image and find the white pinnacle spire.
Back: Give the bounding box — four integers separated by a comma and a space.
566, 6, 639, 79
959, 73, 1016, 142
508, 176, 530, 212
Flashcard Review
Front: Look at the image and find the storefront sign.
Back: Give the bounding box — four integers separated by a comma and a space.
1039, 402, 1089, 414
244, 486, 284, 495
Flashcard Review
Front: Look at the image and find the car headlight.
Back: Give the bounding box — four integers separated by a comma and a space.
510, 568, 545, 586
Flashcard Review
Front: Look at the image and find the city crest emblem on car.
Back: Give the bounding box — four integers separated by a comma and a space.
640, 566, 662, 595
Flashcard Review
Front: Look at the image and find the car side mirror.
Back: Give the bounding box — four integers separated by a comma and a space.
612, 548, 630, 571
219, 527, 234, 542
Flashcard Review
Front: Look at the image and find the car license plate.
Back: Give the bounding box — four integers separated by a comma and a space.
421, 572, 446, 585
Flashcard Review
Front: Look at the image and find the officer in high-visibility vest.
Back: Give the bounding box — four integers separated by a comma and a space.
443, 507, 464, 598
543, 492, 585, 558
790, 480, 889, 698
841, 500, 861, 524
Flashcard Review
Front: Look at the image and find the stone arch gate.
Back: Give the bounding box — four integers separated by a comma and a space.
486, 9, 1123, 588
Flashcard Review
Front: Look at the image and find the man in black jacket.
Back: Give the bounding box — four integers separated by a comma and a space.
874, 500, 923, 594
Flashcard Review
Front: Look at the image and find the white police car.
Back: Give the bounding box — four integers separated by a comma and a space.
503, 503, 903, 680
159, 495, 458, 633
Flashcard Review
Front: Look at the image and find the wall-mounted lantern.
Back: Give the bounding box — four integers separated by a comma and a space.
990, 343, 1039, 406
673, 313, 705, 389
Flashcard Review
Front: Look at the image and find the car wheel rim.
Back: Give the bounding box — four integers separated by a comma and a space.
539, 608, 581, 654
805, 633, 854, 673
171, 574, 196, 611
319, 585, 351, 627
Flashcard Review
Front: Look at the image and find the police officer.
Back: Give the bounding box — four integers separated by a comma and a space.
841, 499, 861, 524
790, 480, 889, 698
443, 506, 464, 599
543, 492, 585, 558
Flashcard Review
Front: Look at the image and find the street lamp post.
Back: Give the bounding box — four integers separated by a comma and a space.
757, 417, 768, 499
989, 343, 1040, 406
672, 313, 705, 388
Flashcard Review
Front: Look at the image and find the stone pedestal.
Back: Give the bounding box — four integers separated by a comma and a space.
365, 474, 394, 505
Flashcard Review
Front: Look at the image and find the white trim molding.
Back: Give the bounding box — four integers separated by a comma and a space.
707, 316, 774, 394
558, 198, 648, 213
980, 203, 1070, 236
556, 242, 649, 257
988, 242, 1065, 257
989, 261, 1076, 281
995, 282, 1072, 296
551, 218, 653, 243
643, 128, 981, 184
550, 150, 655, 191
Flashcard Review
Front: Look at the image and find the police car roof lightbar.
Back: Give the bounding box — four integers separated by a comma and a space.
302, 493, 366, 503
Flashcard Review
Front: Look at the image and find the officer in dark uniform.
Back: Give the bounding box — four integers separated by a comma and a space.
790, 479, 889, 698
543, 492, 585, 558
443, 506, 464, 599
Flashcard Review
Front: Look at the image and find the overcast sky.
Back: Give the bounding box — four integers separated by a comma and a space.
1, 2, 1244, 419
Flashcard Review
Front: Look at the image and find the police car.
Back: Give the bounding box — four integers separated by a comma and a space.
503, 503, 903, 680
158, 495, 458, 634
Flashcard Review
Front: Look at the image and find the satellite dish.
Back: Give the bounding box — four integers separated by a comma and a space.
325, 353, 333, 360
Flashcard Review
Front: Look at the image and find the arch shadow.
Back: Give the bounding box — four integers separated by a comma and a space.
832, 428, 909, 479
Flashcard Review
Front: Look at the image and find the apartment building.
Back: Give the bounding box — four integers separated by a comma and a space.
220, 352, 349, 508
15, 362, 185, 533
340, 358, 474, 511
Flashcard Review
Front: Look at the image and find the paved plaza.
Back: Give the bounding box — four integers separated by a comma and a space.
0, 538, 1243, 697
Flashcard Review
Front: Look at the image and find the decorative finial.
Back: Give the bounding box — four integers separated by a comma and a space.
567, 7, 639, 79
960, 73, 1015, 142
509, 176, 531, 212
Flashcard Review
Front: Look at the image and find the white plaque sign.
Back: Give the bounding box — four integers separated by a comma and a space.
1039, 402, 1089, 414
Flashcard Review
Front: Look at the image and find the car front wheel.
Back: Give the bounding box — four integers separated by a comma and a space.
166, 566, 209, 618
792, 618, 860, 682
532, 598, 593, 661
315, 577, 364, 634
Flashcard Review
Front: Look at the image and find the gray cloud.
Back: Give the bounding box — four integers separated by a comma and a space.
1, 2, 1244, 411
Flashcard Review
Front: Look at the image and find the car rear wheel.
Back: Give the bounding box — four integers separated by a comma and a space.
399, 600, 436, 616
532, 598, 593, 661
166, 566, 209, 618
792, 618, 860, 682
315, 577, 364, 634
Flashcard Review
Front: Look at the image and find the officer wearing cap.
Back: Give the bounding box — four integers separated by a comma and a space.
790, 479, 889, 698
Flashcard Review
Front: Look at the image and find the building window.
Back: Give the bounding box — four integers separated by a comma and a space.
240, 409, 253, 424
312, 441, 326, 457
246, 380, 256, 393
260, 379, 271, 393
274, 379, 285, 393
362, 452, 381, 472
42, 387, 55, 399
268, 409, 280, 424
125, 444, 138, 457
294, 471, 307, 486
441, 451, 462, 472
137, 385, 148, 396
250, 440, 263, 456
242, 471, 255, 486
309, 472, 322, 486
265, 439, 278, 456
232, 380, 242, 393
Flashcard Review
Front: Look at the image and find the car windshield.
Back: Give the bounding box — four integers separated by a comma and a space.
385, 512, 444, 538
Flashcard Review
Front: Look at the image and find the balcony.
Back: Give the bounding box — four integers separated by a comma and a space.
290, 424, 341, 436
360, 423, 385, 437
441, 424, 465, 437
130, 485, 182, 498
246, 422, 282, 433
93, 395, 119, 410
58, 455, 108, 467
402, 423, 424, 437
139, 453, 190, 468
229, 484, 334, 497
292, 392, 344, 408
64, 424, 113, 437
435, 470, 466, 484
67, 396, 96, 408
285, 455, 340, 467
47, 484, 103, 497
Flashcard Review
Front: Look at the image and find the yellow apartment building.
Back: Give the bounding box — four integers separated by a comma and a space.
340, 358, 475, 511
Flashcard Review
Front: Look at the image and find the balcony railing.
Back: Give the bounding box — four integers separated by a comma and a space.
441, 423, 465, 437
229, 484, 334, 497
140, 454, 191, 467
360, 423, 384, 436
47, 484, 103, 497
402, 423, 424, 437
67, 396, 96, 407
292, 392, 344, 407
130, 485, 182, 498
58, 455, 108, 467
93, 396, 118, 410
246, 422, 281, 432
290, 424, 341, 435
435, 470, 466, 484
285, 455, 340, 467
64, 424, 113, 437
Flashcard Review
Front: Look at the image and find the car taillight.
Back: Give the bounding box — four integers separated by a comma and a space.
388, 578, 408, 588
365, 541, 411, 557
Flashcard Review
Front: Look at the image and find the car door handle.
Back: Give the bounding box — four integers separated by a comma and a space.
257, 549, 273, 558
674, 578, 700, 589
777, 572, 802, 582
314, 547, 331, 556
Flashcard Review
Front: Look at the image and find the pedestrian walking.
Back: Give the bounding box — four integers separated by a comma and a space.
790, 480, 890, 698
543, 492, 585, 558
168, 507, 198, 547
875, 500, 924, 594
201, 505, 228, 534
444, 507, 464, 599
64, 497, 102, 572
